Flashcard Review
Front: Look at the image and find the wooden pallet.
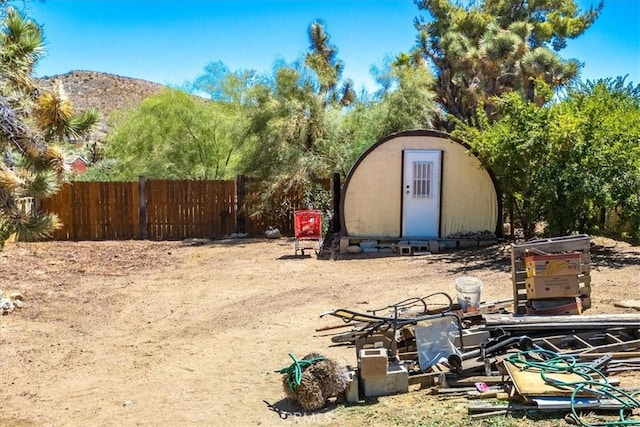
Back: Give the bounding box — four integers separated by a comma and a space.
510, 234, 591, 314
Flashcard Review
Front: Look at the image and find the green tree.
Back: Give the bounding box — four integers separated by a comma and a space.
374, 51, 439, 135
104, 88, 239, 180
453, 89, 554, 238
414, 0, 601, 128
454, 77, 640, 239
335, 52, 440, 172
239, 22, 354, 223
0, 5, 97, 245
547, 77, 640, 237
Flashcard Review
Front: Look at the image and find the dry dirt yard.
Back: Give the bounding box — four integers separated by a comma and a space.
1, 237, 640, 426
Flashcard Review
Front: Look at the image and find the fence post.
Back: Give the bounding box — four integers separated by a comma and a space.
332, 172, 341, 233
236, 175, 246, 234
138, 176, 148, 240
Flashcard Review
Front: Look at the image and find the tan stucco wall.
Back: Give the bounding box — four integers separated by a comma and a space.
343, 134, 498, 238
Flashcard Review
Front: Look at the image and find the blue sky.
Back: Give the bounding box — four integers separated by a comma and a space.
25, 0, 640, 93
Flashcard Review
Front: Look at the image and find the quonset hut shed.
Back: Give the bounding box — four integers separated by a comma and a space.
339, 130, 501, 245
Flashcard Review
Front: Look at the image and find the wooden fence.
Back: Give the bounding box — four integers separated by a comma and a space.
41, 176, 335, 241
42, 181, 141, 240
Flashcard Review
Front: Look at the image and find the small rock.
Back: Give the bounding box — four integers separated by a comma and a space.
264, 228, 281, 239
0, 298, 14, 314
13, 299, 23, 309
9, 291, 23, 301
346, 245, 362, 254
123, 400, 133, 406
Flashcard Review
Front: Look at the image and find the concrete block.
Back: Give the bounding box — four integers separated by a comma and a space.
440, 239, 457, 249
359, 348, 388, 378
362, 362, 409, 398
339, 237, 350, 253
345, 370, 360, 403
458, 239, 479, 248
453, 328, 490, 349
398, 245, 412, 255
355, 330, 397, 356
428, 240, 440, 254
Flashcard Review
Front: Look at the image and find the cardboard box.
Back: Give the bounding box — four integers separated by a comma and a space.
525, 275, 580, 299
525, 253, 581, 277
525, 297, 582, 315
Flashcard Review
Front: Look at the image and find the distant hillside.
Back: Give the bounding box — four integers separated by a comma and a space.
37, 70, 166, 140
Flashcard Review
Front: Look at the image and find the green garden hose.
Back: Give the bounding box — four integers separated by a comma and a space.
276, 353, 327, 391
505, 349, 640, 426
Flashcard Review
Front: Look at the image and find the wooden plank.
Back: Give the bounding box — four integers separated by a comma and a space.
227, 180, 236, 235
198, 180, 204, 236
209, 180, 218, 237
80, 182, 91, 240
132, 180, 140, 238
75, 183, 84, 240
147, 179, 158, 239
511, 235, 591, 258
91, 182, 101, 239
168, 180, 176, 239
104, 182, 113, 238
444, 375, 510, 387
147, 179, 155, 239
121, 182, 134, 239
138, 177, 147, 239
504, 360, 606, 396
193, 180, 199, 237
185, 180, 192, 238
486, 313, 640, 325
98, 181, 107, 239
42, 183, 73, 240
408, 372, 438, 386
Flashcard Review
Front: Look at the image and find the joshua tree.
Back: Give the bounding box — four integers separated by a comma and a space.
0, 5, 98, 245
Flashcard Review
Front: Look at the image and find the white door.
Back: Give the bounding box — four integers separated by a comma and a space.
402, 150, 441, 238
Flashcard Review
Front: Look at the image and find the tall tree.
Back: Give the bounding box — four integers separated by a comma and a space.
374, 51, 439, 134
0, 5, 98, 245
0, 6, 62, 244
239, 22, 355, 222
414, 0, 602, 128
305, 21, 355, 108
104, 88, 239, 180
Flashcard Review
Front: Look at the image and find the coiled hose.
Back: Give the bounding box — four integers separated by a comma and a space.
505, 349, 640, 426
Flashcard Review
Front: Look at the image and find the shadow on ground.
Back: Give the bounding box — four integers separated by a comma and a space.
263, 398, 339, 422
421, 244, 513, 275
588, 245, 640, 268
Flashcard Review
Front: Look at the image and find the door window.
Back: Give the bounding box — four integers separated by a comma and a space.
412, 161, 433, 198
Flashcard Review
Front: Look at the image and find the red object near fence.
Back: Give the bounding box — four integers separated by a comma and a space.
294, 210, 322, 255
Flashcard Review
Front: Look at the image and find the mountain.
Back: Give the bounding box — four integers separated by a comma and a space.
37, 70, 166, 140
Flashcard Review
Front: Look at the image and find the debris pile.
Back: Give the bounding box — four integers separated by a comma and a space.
315, 293, 640, 423
275, 234, 640, 424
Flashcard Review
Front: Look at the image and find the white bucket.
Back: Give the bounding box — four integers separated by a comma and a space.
455, 276, 483, 312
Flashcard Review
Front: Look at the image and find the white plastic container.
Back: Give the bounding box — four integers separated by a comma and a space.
455, 276, 483, 312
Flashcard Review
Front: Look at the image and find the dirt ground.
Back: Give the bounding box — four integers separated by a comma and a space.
1, 237, 640, 426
